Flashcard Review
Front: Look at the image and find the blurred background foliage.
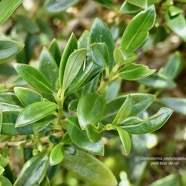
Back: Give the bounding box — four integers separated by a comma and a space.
0, 0, 186, 185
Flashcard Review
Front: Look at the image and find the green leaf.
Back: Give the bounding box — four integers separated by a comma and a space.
112, 95, 132, 125
15, 101, 57, 127
14, 151, 49, 186
68, 99, 78, 112
115, 127, 131, 156
139, 73, 176, 89
14, 64, 53, 94
0, 166, 4, 175
165, 9, 186, 41
119, 107, 173, 134
94, 0, 116, 10
0, 92, 22, 106
90, 18, 114, 70
45, 0, 79, 13
0, 176, 12, 186
114, 47, 138, 65
62, 150, 117, 186
126, 0, 147, 9
62, 48, 87, 91
91, 43, 109, 68
0, 0, 23, 25
149, 174, 180, 186
49, 39, 61, 66
39, 47, 59, 90
102, 93, 155, 124
119, 63, 155, 80
121, 5, 156, 52
159, 97, 186, 115
14, 87, 42, 106
78, 30, 90, 49
65, 116, 104, 155
77, 93, 106, 129
59, 34, 77, 87
0, 39, 24, 64
168, 6, 183, 16
0, 106, 2, 133
159, 52, 183, 80
119, 2, 142, 14
50, 144, 64, 166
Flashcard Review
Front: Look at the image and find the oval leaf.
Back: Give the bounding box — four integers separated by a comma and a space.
65, 116, 104, 155
50, 144, 64, 166
77, 93, 106, 129
121, 5, 156, 52
14, 64, 53, 94
0, 176, 12, 186
62, 150, 117, 186
15, 101, 57, 127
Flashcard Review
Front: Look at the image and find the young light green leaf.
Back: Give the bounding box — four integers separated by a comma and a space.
159, 52, 183, 80
78, 30, 90, 49
14, 64, 53, 94
0, 39, 24, 64
15, 101, 57, 127
0, 106, 2, 133
139, 73, 176, 89
0, 0, 23, 25
77, 93, 106, 129
115, 127, 131, 156
165, 9, 186, 42
119, 1, 142, 14
14, 151, 49, 186
168, 6, 183, 16
50, 144, 64, 166
126, 0, 147, 9
112, 95, 132, 125
62, 48, 87, 91
0, 176, 12, 186
119, 63, 155, 80
14, 87, 42, 106
121, 5, 156, 52
49, 39, 61, 66
102, 93, 155, 124
90, 18, 114, 70
119, 107, 173, 134
0, 166, 5, 175
62, 150, 117, 186
159, 97, 186, 115
45, 0, 79, 13
39, 47, 59, 90
91, 43, 109, 68
59, 33, 77, 87
65, 116, 104, 155
114, 47, 138, 65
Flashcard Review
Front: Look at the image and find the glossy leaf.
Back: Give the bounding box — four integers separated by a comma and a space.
78, 30, 90, 49
112, 95, 132, 125
126, 0, 147, 9
159, 97, 186, 115
45, 0, 79, 13
14, 151, 49, 186
68, 99, 78, 112
94, 0, 116, 10
50, 144, 64, 166
0, 0, 23, 25
14, 87, 42, 106
119, 107, 173, 134
0, 92, 22, 106
121, 5, 156, 52
59, 33, 77, 87
65, 116, 104, 155
119, 63, 155, 80
119, 2, 142, 14
165, 10, 186, 41
91, 43, 109, 68
62, 48, 87, 91
139, 73, 176, 89
0, 39, 24, 64
114, 47, 138, 65
0, 104, 21, 112
159, 52, 183, 80
39, 47, 59, 90
49, 39, 61, 66
77, 93, 106, 129
168, 6, 183, 16
0, 176, 12, 186
14, 64, 53, 94
102, 93, 155, 124
15, 101, 57, 127
90, 18, 114, 70
62, 150, 117, 186
116, 127, 131, 156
